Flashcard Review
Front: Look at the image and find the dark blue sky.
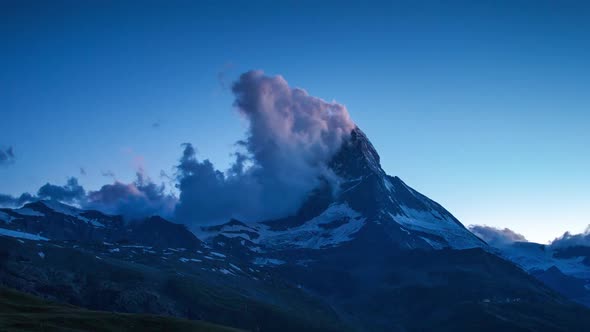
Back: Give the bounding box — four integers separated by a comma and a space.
1, 0, 589, 242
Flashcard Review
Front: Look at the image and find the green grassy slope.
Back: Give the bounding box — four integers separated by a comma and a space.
0, 287, 242, 332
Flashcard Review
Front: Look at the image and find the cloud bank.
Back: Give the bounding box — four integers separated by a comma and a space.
0, 174, 175, 220
37, 177, 86, 204
468, 225, 527, 246
550, 226, 590, 248
469, 224, 590, 249
87, 172, 176, 219
0, 193, 34, 207
1, 71, 354, 225
175, 70, 355, 225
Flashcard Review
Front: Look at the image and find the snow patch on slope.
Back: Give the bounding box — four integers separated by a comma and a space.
390, 207, 483, 250
42, 200, 81, 216
41, 200, 105, 227
0, 228, 49, 241
260, 203, 365, 249
253, 257, 285, 266
205, 203, 366, 250
495, 243, 590, 279
14, 208, 44, 217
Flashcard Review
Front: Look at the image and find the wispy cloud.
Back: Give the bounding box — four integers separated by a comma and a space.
0, 146, 15, 165
468, 225, 527, 246
217, 61, 234, 91
101, 170, 116, 179
550, 226, 590, 248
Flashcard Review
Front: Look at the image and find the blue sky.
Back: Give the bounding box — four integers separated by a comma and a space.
1, 0, 589, 243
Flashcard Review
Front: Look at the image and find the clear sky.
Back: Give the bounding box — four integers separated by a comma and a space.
1, 0, 589, 243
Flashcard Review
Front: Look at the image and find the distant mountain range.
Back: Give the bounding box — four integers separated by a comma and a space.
1, 127, 590, 331
484, 239, 590, 307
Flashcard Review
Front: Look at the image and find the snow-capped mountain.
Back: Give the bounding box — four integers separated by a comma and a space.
492, 241, 590, 279
0, 200, 203, 249
487, 240, 590, 306
2, 128, 590, 331
203, 127, 485, 251
192, 127, 590, 331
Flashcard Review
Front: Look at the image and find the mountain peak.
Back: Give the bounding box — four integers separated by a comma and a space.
204, 126, 485, 251
330, 127, 382, 180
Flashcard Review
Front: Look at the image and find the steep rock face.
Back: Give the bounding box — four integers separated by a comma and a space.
330, 128, 484, 249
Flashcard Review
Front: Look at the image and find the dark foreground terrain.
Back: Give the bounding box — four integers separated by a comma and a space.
0, 286, 240, 332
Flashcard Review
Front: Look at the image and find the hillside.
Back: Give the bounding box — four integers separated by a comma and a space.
0, 286, 240, 332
